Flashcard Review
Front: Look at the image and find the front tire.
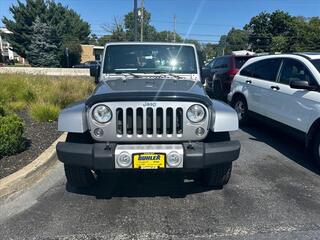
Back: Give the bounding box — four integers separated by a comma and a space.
200, 162, 232, 188
313, 133, 320, 167
64, 164, 96, 188
232, 96, 248, 125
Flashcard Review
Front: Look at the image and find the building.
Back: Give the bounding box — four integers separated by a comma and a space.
80, 44, 104, 63
0, 28, 26, 64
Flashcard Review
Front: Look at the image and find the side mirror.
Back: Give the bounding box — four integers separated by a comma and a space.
201, 67, 211, 84
289, 80, 316, 91
90, 64, 100, 84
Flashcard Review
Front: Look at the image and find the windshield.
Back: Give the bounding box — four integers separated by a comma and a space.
311, 59, 320, 73
103, 44, 197, 74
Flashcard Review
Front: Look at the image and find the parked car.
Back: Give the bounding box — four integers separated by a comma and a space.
72, 60, 100, 69
56, 42, 240, 189
205, 54, 255, 100
228, 53, 320, 166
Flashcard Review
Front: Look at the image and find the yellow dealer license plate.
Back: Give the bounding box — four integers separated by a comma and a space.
133, 153, 165, 169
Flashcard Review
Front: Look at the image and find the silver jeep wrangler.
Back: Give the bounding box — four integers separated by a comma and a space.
56, 42, 240, 188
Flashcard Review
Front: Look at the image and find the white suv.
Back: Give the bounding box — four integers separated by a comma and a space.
228, 53, 320, 166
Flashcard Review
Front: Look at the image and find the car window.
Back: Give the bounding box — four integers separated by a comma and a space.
213, 58, 222, 69
240, 58, 281, 81
252, 58, 281, 81
235, 56, 253, 69
240, 63, 255, 77
311, 59, 320, 73
220, 57, 229, 68
208, 59, 215, 69
214, 57, 229, 69
279, 58, 316, 85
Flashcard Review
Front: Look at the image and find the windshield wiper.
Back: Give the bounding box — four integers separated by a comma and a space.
153, 71, 183, 79
114, 71, 141, 78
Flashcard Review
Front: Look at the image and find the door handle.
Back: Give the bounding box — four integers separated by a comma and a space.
246, 80, 252, 84
271, 85, 280, 90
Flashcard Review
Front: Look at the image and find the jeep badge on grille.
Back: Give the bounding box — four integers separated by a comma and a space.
143, 102, 157, 107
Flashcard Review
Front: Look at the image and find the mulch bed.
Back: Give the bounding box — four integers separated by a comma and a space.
0, 109, 61, 179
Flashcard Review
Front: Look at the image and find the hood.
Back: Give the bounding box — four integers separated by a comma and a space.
92, 78, 206, 96
86, 78, 211, 107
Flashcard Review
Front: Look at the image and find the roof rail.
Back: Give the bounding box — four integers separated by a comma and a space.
290, 53, 312, 60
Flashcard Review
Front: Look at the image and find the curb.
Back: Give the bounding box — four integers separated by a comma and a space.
0, 133, 67, 198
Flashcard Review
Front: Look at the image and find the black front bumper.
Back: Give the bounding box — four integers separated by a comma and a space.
56, 141, 240, 170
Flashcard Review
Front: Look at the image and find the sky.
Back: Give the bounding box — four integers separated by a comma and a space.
0, 0, 320, 43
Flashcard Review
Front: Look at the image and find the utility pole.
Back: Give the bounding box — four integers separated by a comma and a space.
173, 15, 176, 43
140, 0, 144, 42
65, 48, 69, 68
134, 0, 138, 41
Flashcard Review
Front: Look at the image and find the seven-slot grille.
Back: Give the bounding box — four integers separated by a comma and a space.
88, 101, 210, 142
116, 107, 184, 137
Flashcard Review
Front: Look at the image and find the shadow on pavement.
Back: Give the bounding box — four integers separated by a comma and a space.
66, 171, 219, 199
241, 122, 320, 175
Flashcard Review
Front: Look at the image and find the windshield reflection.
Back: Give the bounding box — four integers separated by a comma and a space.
103, 44, 197, 74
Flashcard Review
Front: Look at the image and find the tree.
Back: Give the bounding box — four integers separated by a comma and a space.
244, 10, 320, 53
202, 43, 218, 60
101, 17, 127, 42
225, 28, 249, 52
216, 35, 227, 56
124, 7, 157, 41
2, 0, 90, 66
59, 37, 82, 67
244, 12, 273, 52
88, 34, 98, 45
97, 35, 112, 46
271, 35, 288, 52
27, 17, 59, 67
269, 11, 292, 36
157, 31, 182, 42
287, 16, 320, 52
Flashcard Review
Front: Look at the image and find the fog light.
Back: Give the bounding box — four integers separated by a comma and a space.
195, 127, 205, 136
117, 152, 132, 168
167, 151, 182, 167
94, 128, 104, 137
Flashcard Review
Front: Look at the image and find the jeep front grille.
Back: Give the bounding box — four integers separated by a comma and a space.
115, 107, 184, 137
88, 101, 210, 142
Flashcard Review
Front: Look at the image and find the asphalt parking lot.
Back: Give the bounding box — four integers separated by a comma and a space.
1, 124, 320, 240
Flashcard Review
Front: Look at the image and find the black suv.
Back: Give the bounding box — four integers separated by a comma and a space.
205, 54, 255, 100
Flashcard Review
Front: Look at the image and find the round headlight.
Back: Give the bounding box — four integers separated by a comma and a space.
187, 104, 206, 123
92, 104, 112, 123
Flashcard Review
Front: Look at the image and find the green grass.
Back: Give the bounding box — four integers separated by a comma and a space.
29, 103, 60, 122
0, 74, 94, 122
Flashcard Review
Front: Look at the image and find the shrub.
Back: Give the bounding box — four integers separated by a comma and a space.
0, 115, 25, 157
0, 105, 6, 116
29, 103, 60, 122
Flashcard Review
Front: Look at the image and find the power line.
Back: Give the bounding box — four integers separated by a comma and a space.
178, 33, 222, 37
152, 20, 242, 28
